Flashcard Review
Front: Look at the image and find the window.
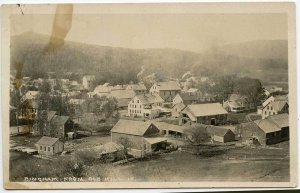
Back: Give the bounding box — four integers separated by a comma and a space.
48, 147, 50, 151
137, 100, 139, 103
140, 105, 142, 108
265, 111, 267, 115
44, 146, 46, 151
40, 146, 42, 150
267, 106, 269, 110
269, 112, 271, 115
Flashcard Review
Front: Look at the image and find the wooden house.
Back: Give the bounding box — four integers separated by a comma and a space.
35, 136, 64, 156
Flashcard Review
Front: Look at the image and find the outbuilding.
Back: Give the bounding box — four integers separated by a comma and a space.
111, 119, 167, 158
35, 136, 64, 156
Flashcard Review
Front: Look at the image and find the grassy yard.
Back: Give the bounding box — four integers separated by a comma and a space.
114, 142, 290, 182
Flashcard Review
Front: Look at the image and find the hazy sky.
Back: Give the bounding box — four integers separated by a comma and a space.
11, 12, 287, 52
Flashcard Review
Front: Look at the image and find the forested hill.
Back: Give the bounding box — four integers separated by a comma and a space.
11, 32, 288, 84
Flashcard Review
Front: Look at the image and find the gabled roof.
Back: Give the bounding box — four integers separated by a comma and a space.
176, 93, 199, 104
254, 119, 281, 133
206, 126, 233, 137
51, 115, 70, 126
111, 119, 158, 136
127, 84, 147, 91
183, 103, 228, 118
270, 101, 288, 112
228, 94, 247, 101
156, 81, 181, 91
255, 114, 289, 133
135, 94, 164, 105
173, 102, 186, 111
36, 136, 60, 146
266, 113, 289, 128
47, 111, 57, 122
110, 89, 136, 99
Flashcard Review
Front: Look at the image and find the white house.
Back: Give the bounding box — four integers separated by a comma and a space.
82, 75, 96, 90
128, 94, 164, 119
223, 94, 250, 113
261, 95, 289, 119
149, 81, 181, 103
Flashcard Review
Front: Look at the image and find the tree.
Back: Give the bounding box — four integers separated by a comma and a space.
183, 125, 209, 145
117, 136, 133, 160
35, 80, 51, 135
233, 77, 265, 109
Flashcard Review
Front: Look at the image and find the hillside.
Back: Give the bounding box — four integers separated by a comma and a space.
10, 32, 288, 85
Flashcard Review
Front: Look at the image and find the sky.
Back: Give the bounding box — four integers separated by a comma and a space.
10, 9, 287, 52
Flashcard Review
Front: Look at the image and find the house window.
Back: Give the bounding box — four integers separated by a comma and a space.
271, 107, 273, 110
265, 111, 267, 115
140, 105, 142, 108
137, 100, 139, 103
269, 112, 271, 115
48, 147, 50, 151
44, 146, 46, 151
40, 146, 42, 150
267, 106, 269, 110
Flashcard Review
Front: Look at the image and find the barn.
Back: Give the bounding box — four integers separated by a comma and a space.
237, 113, 289, 146
111, 119, 167, 158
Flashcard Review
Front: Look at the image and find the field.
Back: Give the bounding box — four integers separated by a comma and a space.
112, 142, 289, 182
9, 133, 289, 182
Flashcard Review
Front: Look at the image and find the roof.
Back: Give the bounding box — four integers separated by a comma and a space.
240, 121, 261, 132
274, 95, 288, 101
176, 93, 199, 104
135, 94, 164, 105
47, 111, 57, 122
187, 88, 199, 93
36, 136, 60, 146
51, 115, 70, 126
270, 101, 288, 112
94, 85, 110, 93
117, 98, 131, 108
109, 85, 126, 91
254, 119, 281, 133
127, 84, 147, 91
154, 122, 186, 133
156, 81, 181, 91
228, 94, 247, 101
91, 142, 124, 155
144, 137, 167, 144
206, 126, 233, 137
111, 119, 158, 136
173, 102, 186, 111
183, 103, 228, 118
83, 75, 95, 81
266, 113, 289, 128
110, 89, 136, 99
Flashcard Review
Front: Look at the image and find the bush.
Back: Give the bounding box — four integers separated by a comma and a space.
75, 149, 99, 166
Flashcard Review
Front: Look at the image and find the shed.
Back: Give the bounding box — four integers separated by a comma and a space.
35, 136, 64, 156
206, 126, 235, 143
